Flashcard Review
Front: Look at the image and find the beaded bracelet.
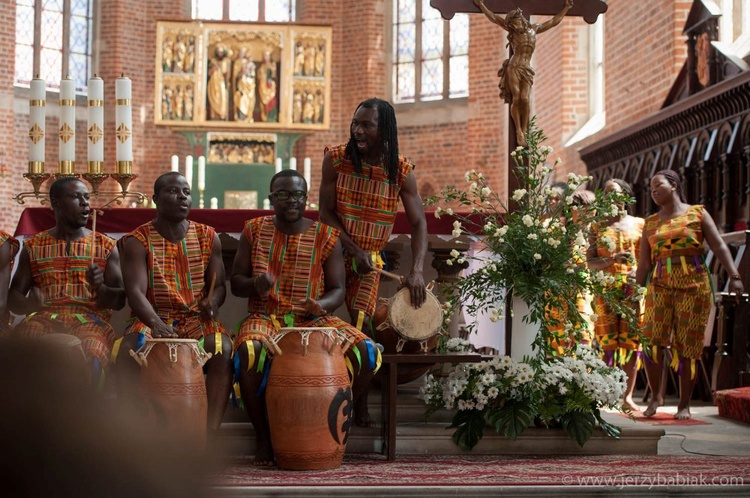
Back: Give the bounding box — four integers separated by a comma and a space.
729, 274, 742, 280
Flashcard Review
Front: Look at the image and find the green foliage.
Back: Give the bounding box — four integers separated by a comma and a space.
449, 409, 487, 451
488, 400, 536, 440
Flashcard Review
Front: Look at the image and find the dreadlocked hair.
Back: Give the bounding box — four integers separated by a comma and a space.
653, 169, 687, 202
345, 98, 400, 183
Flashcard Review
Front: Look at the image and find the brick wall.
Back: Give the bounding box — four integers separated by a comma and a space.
0, 0, 693, 229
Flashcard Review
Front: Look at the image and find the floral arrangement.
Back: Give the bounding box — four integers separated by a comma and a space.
421, 345, 627, 449
426, 120, 643, 360
422, 120, 641, 448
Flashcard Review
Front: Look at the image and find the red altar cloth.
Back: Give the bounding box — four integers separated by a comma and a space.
14, 208, 471, 237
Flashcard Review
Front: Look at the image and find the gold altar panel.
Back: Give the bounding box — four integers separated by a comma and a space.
224, 191, 259, 209
207, 133, 277, 165
155, 21, 331, 131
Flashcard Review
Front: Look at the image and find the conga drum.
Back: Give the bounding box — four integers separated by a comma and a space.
265, 327, 351, 470
130, 338, 211, 444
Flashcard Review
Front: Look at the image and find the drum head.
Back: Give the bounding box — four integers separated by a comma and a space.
387, 288, 443, 341
38, 333, 83, 348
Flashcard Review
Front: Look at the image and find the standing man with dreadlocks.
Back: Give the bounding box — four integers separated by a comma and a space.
319, 97, 428, 426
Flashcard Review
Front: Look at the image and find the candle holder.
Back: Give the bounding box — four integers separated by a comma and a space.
14, 172, 52, 205
81, 172, 110, 196
199, 188, 205, 208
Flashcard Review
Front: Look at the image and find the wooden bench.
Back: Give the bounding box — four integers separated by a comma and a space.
379, 352, 490, 461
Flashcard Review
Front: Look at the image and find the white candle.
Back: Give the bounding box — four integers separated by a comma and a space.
210, 197, 218, 209
87, 76, 104, 173
274, 157, 282, 174
185, 155, 193, 189
289, 157, 297, 171
115, 76, 133, 173
59, 76, 76, 173
28, 77, 46, 172
303, 157, 312, 191
197, 156, 206, 190
171, 155, 179, 172
263, 199, 271, 210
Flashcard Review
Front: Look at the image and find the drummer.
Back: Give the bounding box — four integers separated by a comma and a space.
114, 172, 233, 434
231, 169, 379, 466
319, 97, 428, 425
8, 177, 125, 384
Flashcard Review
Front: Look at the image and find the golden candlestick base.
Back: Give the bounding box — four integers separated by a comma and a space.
81, 173, 110, 196
14, 172, 52, 205
53, 172, 80, 181
110, 172, 138, 194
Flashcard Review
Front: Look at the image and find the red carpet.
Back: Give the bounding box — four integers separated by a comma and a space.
212, 454, 749, 487
715, 387, 750, 425
618, 411, 710, 426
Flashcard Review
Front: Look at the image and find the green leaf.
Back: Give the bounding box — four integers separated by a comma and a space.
449, 409, 486, 450
560, 410, 596, 447
488, 402, 534, 440
594, 409, 622, 439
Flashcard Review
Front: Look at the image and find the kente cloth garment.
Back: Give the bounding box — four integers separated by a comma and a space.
593, 216, 645, 355
498, 59, 534, 104
124, 221, 227, 340
546, 292, 593, 354
17, 230, 117, 367
642, 205, 711, 360
326, 143, 414, 317
235, 216, 367, 348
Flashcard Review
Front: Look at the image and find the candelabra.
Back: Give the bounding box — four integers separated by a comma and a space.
14, 161, 147, 208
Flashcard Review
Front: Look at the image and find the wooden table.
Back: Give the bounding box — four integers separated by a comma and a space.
379, 353, 488, 461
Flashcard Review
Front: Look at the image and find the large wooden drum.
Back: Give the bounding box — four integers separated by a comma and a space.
266, 327, 351, 470
130, 338, 211, 445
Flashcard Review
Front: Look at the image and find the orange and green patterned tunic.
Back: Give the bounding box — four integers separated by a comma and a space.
235, 216, 368, 349
643, 205, 711, 362
0, 230, 20, 331
326, 143, 414, 319
593, 216, 645, 361
124, 221, 227, 341
17, 230, 116, 367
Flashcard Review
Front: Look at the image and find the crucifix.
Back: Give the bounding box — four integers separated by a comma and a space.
431, 0, 607, 165
430, 1, 607, 355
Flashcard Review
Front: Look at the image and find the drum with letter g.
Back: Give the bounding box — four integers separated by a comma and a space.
130, 338, 211, 444
265, 327, 352, 470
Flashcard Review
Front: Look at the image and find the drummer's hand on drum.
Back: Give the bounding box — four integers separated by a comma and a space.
86, 263, 105, 292
403, 271, 426, 308
253, 273, 275, 297
150, 320, 179, 339
297, 298, 327, 317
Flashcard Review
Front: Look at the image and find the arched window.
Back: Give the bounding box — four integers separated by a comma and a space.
15, 0, 95, 93
392, 0, 469, 104
192, 0, 296, 22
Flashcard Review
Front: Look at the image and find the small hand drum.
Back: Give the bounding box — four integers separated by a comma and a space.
376, 287, 443, 352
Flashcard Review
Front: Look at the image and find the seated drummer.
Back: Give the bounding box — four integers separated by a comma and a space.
231, 170, 380, 466
9, 177, 125, 384
115, 172, 233, 433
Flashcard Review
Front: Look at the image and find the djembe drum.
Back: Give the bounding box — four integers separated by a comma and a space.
129, 338, 211, 444
265, 327, 351, 470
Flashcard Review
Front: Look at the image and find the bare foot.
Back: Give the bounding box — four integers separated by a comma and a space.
621, 397, 641, 413
674, 407, 692, 420
253, 439, 275, 467
643, 400, 660, 418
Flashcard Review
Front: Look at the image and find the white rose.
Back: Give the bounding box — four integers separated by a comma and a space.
522, 215, 534, 227
446, 259, 454, 266
533, 253, 542, 260
512, 189, 527, 201
453, 220, 461, 229
434, 208, 442, 219
446, 208, 454, 215
450, 249, 460, 258
481, 186, 491, 196
527, 233, 538, 240
451, 229, 461, 238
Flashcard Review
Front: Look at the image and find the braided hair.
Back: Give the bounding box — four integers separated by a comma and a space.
345, 98, 400, 183
653, 169, 686, 202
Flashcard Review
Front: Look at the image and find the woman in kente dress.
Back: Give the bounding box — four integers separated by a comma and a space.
635, 169, 744, 420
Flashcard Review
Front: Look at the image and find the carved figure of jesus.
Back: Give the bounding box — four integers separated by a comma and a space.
474, 0, 573, 146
